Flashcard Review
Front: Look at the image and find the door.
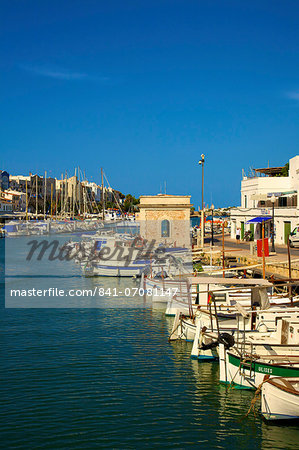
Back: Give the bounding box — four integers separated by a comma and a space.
284, 221, 291, 244
241, 221, 244, 240
250, 223, 254, 240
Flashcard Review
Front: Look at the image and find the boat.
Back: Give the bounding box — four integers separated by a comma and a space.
82, 240, 151, 277
167, 279, 274, 335
219, 318, 299, 389
261, 377, 299, 420
80, 237, 183, 277
83, 254, 151, 277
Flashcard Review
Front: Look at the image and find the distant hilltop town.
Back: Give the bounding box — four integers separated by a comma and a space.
0, 169, 139, 219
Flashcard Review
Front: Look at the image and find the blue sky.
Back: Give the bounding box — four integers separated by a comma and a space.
1, 0, 299, 208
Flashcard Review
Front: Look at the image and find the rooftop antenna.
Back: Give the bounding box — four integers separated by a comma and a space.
164, 181, 167, 194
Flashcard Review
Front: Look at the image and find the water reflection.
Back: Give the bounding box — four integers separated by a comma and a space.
5, 234, 150, 308
261, 420, 299, 450
2, 236, 299, 448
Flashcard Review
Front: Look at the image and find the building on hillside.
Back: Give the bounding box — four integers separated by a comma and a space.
0, 171, 10, 190
0, 199, 13, 214
82, 182, 122, 205
57, 176, 82, 203
10, 174, 56, 215
82, 181, 101, 202
2, 190, 26, 212
230, 156, 299, 245
10, 174, 56, 198
30, 174, 56, 198
9, 175, 30, 192
137, 194, 191, 248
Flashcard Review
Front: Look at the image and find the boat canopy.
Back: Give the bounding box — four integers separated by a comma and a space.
246, 216, 272, 224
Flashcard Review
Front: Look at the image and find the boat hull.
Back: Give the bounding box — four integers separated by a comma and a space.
84, 264, 145, 277
219, 345, 299, 390
261, 378, 299, 420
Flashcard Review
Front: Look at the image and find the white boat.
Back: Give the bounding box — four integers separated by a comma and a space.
83, 259, 150, 277
166, 288, 299, 317
169, 307, 254, 342
165, 277, 273, 316
219, 318, 299, 389
189, 308, 299, 360
261, 377, 299, 420
163, 272, 299, 317
144, 275, 193, 303
82, 243, 151, 277
85, 249, 187, 278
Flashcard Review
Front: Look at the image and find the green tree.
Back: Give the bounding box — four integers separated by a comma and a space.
275, 162, 289, 177
123, 194, 140, 212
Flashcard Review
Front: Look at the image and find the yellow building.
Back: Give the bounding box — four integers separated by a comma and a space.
137, 194, 191, 248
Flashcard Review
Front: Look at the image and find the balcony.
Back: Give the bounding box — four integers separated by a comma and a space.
256, 195, 297, 208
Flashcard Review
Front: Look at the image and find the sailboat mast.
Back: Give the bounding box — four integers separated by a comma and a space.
78, 167, 81, 216
50, 183, 53, 217
60, 173, 63, 217
74, 167, 77, 219
35, 175, 38, 219
44, 170, 47, 220
101, 167, 105, 221
55, 185, 58, 220
71, 184, 74, 219
64, 172, 68, 218
25, 179, 28, 221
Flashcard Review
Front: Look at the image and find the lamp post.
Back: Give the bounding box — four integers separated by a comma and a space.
211, 203, 214, 246
198, 154, 205, 248
198, 154, 205, 212
270, 194, 276, 252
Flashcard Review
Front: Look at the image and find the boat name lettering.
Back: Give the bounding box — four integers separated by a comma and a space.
257, 366, 273, 374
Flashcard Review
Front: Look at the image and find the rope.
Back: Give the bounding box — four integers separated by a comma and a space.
245, 378, 270, 417
227, 358, 243, 390
227, 352, 260, 390
168, 315, 182, 341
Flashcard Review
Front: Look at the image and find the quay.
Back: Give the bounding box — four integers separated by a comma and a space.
193, 232, 299, 281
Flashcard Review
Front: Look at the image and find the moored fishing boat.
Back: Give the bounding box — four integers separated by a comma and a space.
83, 257, 151, 277
219, 318, 299, 389
190, 307, 299, 359
167, 280, 274, 342
261, 377, 299, 420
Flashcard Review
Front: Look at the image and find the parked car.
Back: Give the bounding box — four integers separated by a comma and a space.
289, 226, 299, 247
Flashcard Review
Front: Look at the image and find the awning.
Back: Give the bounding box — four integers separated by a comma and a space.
267, 190, 296, 197
281, 190, 297, 196
246, 216, 272, 224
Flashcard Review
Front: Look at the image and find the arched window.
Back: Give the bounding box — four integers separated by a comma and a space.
161, 219, 170, 237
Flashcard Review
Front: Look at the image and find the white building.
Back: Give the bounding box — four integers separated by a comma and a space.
9, 175, 30, 192
82, 182, 118, 204
230, 156, 299, 245
0, 200, 13, 213
2, 190, 26, 211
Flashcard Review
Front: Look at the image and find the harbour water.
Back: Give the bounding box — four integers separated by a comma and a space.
1, 237, 299, 448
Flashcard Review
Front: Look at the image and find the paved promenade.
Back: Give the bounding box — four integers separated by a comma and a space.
195, 233, 299, 279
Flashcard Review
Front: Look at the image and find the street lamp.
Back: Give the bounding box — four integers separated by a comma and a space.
198, 154, 205, 247
198, 154, 205, 211
211, 204, 214, 246
270, 194, 276, 252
